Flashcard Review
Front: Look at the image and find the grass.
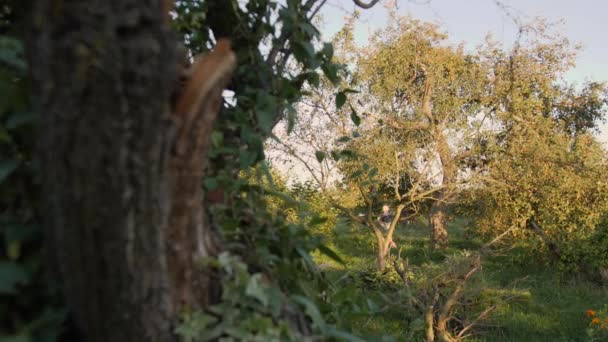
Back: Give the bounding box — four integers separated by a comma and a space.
312, 216, 608, 341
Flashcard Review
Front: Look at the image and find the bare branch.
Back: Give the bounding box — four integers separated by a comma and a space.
353, 0, 382, 9
456, 304, 498, 339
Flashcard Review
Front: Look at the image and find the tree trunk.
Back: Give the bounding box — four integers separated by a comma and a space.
429, 128, 454, 251
376, 236, 388, 271
28, 1, 231, 340
429, 201, 449, 251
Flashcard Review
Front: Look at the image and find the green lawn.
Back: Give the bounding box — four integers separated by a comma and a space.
313, 217, 608, 341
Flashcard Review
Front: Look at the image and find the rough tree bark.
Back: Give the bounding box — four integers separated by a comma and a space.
375, 232, 389, 271
28, 1, 234, 340
422, 76, 452, 251
428, 129, 455, 251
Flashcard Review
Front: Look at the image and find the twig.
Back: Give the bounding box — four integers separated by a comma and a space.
353, 0, 382, 9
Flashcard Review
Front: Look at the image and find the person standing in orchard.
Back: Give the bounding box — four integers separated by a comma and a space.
378, 205, 397, 248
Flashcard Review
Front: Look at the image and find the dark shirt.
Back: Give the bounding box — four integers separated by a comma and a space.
378, 212, 393, 230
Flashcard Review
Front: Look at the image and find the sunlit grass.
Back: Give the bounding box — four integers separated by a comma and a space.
312, 215, 608, 341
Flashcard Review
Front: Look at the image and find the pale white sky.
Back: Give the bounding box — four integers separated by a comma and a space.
317, 0, 608, 143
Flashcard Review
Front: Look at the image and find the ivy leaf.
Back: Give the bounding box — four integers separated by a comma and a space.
255, 91, 278, 134
315, 151, 325, 163
210, 131, 223, 148
322, 63, 340, 85
286, 105, 296, 135
299, 21, 320, 38
239, 149, 259, 169
320, 42, 334, 61
292, 295, 326, 329
336, 92, 347, 110
0, 159, 19, 184
246, 273, 269, 307
302, 71, 320, 88
293, 41, 317, 67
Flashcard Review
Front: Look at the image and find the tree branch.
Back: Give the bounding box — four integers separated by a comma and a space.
353, 0, 382, 9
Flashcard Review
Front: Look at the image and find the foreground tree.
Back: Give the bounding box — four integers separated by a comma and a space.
27, 0, 382, 339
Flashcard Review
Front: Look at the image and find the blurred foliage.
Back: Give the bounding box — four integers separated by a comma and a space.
0, 34, 65, 340
171, 0, 366, 339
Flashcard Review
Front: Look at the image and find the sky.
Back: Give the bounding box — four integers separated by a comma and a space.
317, 0, 608, 143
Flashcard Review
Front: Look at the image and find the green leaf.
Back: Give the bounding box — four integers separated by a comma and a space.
0, 159, 19, 184
286, 105, 296, 135
336, 136, 351, 143
330, 150, 341, 161
210, 131, 223, 148
292, 295, 325, 328
293, 41, 317, 67
321, 42, 334, 61
292, 71, 319, 90
317, 244, 344, 266
322, 63, 340, 85
350, 107, 361, 126
0, 36, 27, 72
5, 112, 37, 130
0, 261, 30, 294
246, 273, 269, 307
175, 312, 218, 340
336, 92, 347, 110
0, 333, 30, 342
267, 286, 283, 318
350, 170, 363, 179
315, 151, 325, 163
309, 216, 328, 226
299, 21, 320, 38
255, 91, 278, 134
323, 327, 366, 342
369, 167, 378, 178
204, 177, 218, 190
239, 149, 259, 169
339, 149, 357, 159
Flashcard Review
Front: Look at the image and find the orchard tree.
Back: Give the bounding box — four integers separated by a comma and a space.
271, 13, 492, 267
465, 19, 608, 276
357, 14, 489, 249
